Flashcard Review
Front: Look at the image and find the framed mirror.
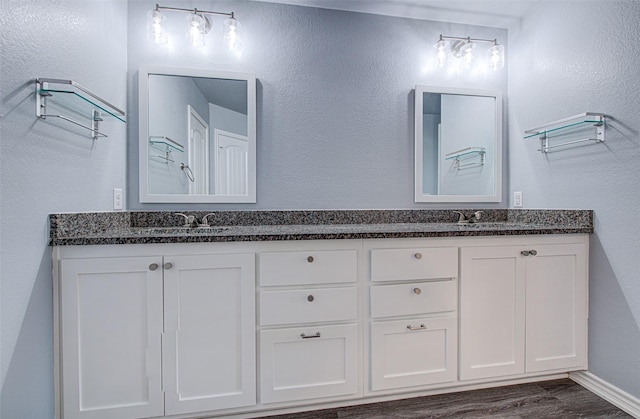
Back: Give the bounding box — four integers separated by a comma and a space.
414, 85, 502, 203
139, 66, 256, 203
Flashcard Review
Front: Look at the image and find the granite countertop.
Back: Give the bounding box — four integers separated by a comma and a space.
49, 209, 593, 246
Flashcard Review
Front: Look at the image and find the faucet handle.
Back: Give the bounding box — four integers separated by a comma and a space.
473, 211, 484, 221
453, 211, 468, 223
174, 212, 195, 227
199, 213, 217, 227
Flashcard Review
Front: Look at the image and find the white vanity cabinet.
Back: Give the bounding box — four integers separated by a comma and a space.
459, 240, 588, 381
257, 245, 361, 404
54, 246, 256, 419
367, 244, 459, 393
53, 232, 589, 418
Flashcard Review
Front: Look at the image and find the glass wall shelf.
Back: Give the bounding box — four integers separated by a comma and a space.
35, 78, 126, 139
149, 136, 184, 153
524, 112, 606, 153
445, 147, 486, 169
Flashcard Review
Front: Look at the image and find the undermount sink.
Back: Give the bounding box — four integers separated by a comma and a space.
143, 226, 231, 235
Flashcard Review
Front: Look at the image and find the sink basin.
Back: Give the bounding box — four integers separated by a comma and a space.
141, 226, 231, 235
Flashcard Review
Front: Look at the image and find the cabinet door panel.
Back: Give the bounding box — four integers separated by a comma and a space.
525, 244, 587, 372
260, 324, 358, 404
459, 247, 525, 380
60, 257, 164, 419
370, 317, 457, 391
163, 253, 256, 416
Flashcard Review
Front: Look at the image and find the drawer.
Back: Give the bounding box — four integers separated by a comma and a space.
259, 250, 357, 286
370, 280, 457, 318
370, 317, 457, 391
259, 323, 359, 403
370, 247, 457, 282
260, 287, 358, 326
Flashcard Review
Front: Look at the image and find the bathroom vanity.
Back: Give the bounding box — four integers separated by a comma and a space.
50, 209, 591, 419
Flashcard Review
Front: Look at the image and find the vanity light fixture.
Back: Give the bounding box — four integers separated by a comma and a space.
148, 4, 240, 51
434, 35, 505, 71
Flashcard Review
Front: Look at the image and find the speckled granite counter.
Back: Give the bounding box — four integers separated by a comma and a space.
49, 209, 593, 246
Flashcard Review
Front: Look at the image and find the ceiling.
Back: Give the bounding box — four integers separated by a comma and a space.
254, 0, 542, 28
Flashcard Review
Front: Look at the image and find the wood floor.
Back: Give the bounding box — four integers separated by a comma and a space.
262, 379, 631, 418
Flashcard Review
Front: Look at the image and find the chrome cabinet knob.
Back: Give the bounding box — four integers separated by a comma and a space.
521, 250, 538, 257
413, 287, 422, 295
149, 263, 159, 271
163, 262, 173, 270
307, 256, 314, 263
414, 252, 423, 260
521, 250, 530, 256
307, 295, 314, 302
530, 249, 538, 256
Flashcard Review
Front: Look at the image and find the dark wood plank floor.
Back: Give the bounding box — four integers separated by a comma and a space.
262, 379, 631, 418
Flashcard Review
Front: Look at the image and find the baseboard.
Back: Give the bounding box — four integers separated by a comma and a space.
570, 371, 640, 418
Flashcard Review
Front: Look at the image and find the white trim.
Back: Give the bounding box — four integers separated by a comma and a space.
570, 371, 640, 418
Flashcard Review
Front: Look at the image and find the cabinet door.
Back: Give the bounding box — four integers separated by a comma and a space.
59, 257, 164, 419
459, 246, 526, 380
525, 243, 587, 372
259, 324, 359, 404
370, 317, 457, 391
163, 253, 256, 416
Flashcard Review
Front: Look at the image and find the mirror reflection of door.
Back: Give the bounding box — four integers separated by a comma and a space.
188, 106, 209, 194
214, 129, 248, 195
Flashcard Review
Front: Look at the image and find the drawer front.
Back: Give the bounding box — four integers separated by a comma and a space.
370, 247, 457, 282
260, 287, 357, 326
370, 317, 457, 391
259, 250, 358, 286
259, 323, 359, 404
370, 280, 457, 318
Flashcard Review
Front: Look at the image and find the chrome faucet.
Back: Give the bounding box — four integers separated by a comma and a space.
175, 213, 197, 228
454, 211, 484, 224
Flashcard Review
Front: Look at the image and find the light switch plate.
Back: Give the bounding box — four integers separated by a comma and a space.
513, 191, 523, 208
113, 188, 123, 210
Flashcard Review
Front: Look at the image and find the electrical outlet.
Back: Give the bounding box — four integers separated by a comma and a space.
513, 191, 523, 208
113, 188, 123, 210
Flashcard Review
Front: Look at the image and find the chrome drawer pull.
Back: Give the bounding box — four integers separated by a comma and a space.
406, 324, 427, 331
300, 332, 321, 339
163, 262, 173, 270
149, 263, 159, 271
413, 287, 422, 295
307, 256, 314, 263
307, 295, 314, 302
414, 252, 423, 260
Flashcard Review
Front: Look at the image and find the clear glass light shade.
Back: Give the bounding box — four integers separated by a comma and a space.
488, 43, 505, 70
186, 13, 209, 47
433, 39, 450, 68
461, 41, 475, 68
224, 17, 242, 53
148, 9, 168, 44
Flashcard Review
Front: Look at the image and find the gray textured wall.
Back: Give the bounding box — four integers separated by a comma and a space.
127, 0, 508, 210
508, 0, 640, 399
0, 1, 128, 417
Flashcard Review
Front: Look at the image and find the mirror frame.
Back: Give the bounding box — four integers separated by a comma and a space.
139, 66, 257, 203
414, 85, 502, 203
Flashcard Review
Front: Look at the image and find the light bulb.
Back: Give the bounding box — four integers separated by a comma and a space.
488, 43, 505, 70
433, 38, 449, 69
462, 41, 475, 68
224, 17, 242, 53
186, 13, 208, 47
148, 9, 168, 44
